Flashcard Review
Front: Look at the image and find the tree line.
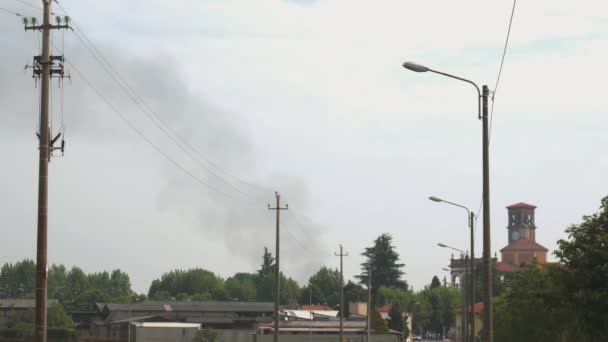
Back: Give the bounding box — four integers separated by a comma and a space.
3, 193, 607, 340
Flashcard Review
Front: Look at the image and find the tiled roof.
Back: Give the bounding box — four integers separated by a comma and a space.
500, 239, 548, 252
507, 202, 537, 209
496, 262, 518, 273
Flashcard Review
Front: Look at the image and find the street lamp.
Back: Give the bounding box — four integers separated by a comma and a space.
439, 243, 468, 342
410, 301, 420, 341
403, 61, 492, 342
430, 196, 476, 342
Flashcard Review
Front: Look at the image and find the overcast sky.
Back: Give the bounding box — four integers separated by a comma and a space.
1, 0, 607, 294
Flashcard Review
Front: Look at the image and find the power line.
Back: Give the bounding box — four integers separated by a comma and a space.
52, 0, 265, 201
475, 0, 517, 227
0, 6, 23, 16
57, 50, 259, 206
9, 0, 40, 11
288, 210, 316, 242
489, 0, 517, 143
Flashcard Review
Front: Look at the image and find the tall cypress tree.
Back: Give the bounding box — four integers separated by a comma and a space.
356, 233, 406, 297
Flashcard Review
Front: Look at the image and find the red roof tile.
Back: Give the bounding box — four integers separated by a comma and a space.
500, 239, 548, 252
507, 202, 537, 209
496, 261, 518, 273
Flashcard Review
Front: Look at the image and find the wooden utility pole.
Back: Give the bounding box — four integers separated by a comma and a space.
268, 192, 288, 342
366, 268, 371, 342
23, 3, 69, 342
335, 245, 348, 342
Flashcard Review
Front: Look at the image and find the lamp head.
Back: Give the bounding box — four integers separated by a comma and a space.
438, 243, 447, 248
429, 196, 443, 203
402, 61, 430, 73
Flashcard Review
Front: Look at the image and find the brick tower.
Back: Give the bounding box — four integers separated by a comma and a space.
500, 203, 548, 266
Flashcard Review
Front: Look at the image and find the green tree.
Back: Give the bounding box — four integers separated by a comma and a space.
254, 248, 301, 304
388, 303, 405, 333
343, 281, 366, 317
493, 196, 608, 341
376, 286, 413, 308
430, 276, 441, 289
356, 233, 407, 297
0, 260, 36, 298
258, 247, 274, 277
47, 303, 74, 329
148, 269, 226, 301
555, 196, 608, 339
225, 273, 257, 301
370, 308, 389, 334
494, 262, 577, 342
301, 267, 340, 306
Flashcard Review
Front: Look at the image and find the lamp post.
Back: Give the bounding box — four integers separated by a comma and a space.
404, 62, 491, 342
430, 196, 476, 342
438, 243, 468, 342
410, 301, 420, 341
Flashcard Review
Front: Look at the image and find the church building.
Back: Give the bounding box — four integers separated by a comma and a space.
499, 202, 548, 267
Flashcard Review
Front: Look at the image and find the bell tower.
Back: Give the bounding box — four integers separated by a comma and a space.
507, 203, 537, 244
500, 203, 548, 267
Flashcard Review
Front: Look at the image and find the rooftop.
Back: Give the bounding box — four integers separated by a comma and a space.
507, 202, 537, 209
500, 239, 548, 252
0, 299, 58, 309
97, 301, 275, 313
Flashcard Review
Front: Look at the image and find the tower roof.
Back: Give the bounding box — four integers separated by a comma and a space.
500, 239, 548, 252
507, 202, 537, 209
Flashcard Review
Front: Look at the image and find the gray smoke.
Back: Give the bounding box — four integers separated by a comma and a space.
0, 18, 328, 291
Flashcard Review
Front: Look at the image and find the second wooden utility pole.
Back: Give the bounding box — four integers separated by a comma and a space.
268, 192, 288, 342
335, 245, 348, 342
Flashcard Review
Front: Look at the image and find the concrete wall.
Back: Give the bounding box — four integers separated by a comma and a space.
135, 326, 198, 342
215, 330, 254, 342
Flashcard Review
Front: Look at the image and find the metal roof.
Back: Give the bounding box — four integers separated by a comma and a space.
0, 299, 58, 309
133, 322, 201, 328
97, 301, 274, 313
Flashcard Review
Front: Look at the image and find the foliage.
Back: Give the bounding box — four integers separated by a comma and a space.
148, 269, 226, 301
555, 196, 608, 338
356, 233, 407, 298
48, 303, 75, 329
254, 248, 301, 304
192, 328, 218, 342
0, 259, 36, 298
430, 276, 441, 289
225, 273, 257, 301
0, 304, 75, 340
494, 262, 578, 342
376, 286, 413, 309
0, 261, 135, 312
388, 303, 405, 333
343, 281, 366, 317
370, 308, 389, 334
494, 196, 608, 341
300, 267, 340, 307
